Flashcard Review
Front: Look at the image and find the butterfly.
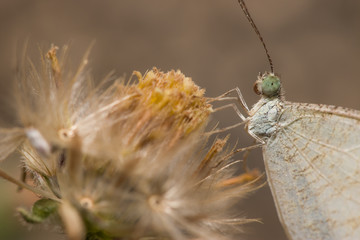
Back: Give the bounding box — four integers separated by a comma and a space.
225, 1, 360, 239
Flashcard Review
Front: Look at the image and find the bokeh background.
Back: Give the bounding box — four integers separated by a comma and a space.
0, 1, 360, 240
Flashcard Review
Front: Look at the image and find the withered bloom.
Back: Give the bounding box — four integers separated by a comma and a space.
0, 46, 260, 240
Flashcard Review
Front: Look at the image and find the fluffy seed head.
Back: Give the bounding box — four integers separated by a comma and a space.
0, 45, 262, 240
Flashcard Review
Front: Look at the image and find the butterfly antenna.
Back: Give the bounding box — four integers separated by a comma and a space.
238, 0, 274, 73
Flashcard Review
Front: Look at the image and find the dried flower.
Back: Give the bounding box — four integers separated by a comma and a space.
0, 45, 261, 240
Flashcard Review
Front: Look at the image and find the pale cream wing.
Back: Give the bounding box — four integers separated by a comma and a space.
264, 103, 360, 240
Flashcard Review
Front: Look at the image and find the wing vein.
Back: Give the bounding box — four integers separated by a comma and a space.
281, 129, 360, 204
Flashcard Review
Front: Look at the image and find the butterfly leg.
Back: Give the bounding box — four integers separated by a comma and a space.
208, 88, 251, 135
207, 102, 249, 136
247, 129, 266, 144
209, 87, 249, 113
205, 120, 246, 136
213, 103, 247, 122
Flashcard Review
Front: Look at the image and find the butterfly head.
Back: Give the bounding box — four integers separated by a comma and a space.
253, 72, 281, 98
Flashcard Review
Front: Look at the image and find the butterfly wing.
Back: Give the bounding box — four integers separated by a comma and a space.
264, 103, 360, 240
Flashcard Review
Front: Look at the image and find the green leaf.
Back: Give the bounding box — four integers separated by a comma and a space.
17, 199, 59, 224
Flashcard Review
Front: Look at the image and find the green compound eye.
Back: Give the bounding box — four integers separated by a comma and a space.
261, 74, 281, 97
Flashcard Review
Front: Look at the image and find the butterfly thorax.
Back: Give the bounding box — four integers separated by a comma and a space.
246, 72, 284, 140
247, 97, 284, 140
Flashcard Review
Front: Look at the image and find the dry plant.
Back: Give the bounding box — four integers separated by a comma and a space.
0, 45, 261, 240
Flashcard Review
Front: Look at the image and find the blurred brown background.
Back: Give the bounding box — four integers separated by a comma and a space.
0, 0, 360, 240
